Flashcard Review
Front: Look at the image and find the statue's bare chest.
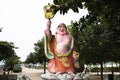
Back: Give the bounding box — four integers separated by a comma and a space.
56, 35, 71, 44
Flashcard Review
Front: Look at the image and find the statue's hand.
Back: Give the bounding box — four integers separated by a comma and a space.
73, 51, 79, 60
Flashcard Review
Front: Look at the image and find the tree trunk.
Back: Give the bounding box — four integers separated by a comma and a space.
111, 62, 114, 75
119, 63, 120, 75
97, 66, 99, 75
100, 62, 103, 80
44, 58, 46, 74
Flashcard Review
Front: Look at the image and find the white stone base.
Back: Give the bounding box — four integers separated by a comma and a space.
40, 72, 90, 80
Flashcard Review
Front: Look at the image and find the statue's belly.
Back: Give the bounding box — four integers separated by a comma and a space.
56, 43, 70, 54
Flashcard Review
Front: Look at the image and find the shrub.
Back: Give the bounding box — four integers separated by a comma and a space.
13, 66, 22, 73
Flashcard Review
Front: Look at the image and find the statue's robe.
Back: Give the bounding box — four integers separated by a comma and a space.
44, 33, 75, 73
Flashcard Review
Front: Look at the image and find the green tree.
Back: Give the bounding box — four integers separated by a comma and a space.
0, 41, 20, 75
25, 52, 37, 64
34, 38, 47, 73
25, 38, 47, 73
53, 0, 120, 80
25, 38, 46, 64
34, 38, 46, 63
5, 54, 20, 72
0, 41, 16, 61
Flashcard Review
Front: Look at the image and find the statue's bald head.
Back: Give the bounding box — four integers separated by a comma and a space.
57, 23, 67, 30
56, 23, 69, 35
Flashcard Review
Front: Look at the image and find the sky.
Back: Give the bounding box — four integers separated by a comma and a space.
0, 0, 88, 61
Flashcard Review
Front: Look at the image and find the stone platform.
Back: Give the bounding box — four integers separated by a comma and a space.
40, 72, 90, 80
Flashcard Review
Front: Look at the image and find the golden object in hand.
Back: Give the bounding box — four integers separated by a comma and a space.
43, 3, 55, 19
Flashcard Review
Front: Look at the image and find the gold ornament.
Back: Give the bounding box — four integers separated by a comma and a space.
43, 3, 56, 19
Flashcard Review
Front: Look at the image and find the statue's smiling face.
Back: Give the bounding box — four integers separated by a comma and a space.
57, 24, 68, 35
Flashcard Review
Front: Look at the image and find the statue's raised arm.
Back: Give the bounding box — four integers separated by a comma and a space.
45, 20, 52, 37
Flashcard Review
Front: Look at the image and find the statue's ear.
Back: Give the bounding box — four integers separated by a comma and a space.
55, 32, 57, 34
55, 27, 58, 34
67, 31, 69, 35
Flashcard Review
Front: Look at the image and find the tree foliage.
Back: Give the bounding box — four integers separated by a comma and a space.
54, 0, 120, 64
34, 38, 46, 63
25, 38, 47, 64
0, 41, 17, 61
0, 41, 20, 72
25, 52, 37, 64
63, 1, 120, 79
53, 0, 83, 14
5, 54, 20, 68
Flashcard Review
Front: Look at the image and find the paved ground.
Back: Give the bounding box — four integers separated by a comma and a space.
17, 66, 47, 80
16, 67, 120, 80
0, 66, 120, 80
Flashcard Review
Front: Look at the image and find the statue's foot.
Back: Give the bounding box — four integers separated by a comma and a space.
68, 72, 75, 76
55, 72, 62, 75
40, 73, 58, 80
